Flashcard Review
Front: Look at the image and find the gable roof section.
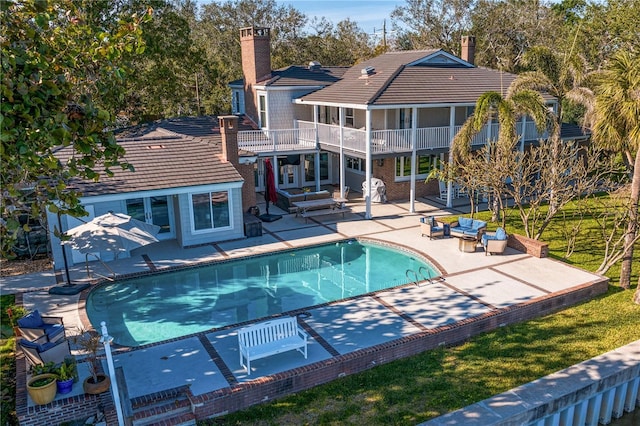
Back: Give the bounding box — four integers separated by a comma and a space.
298, 50, 556, 106
58, 116, 249, 197
375, 66, 518, 105
297, 50, 441, 105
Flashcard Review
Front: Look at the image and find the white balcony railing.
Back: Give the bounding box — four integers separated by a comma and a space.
238, 120, 547, 156
238, 128, 316, 153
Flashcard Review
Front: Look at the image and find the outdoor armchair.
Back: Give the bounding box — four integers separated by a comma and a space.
18, 335, 71, 367
17, 309, 66, 343
420, 217, 445, 240
481, 227, 508, 255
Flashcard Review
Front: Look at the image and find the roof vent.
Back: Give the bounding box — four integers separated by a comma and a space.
361, 66, 375, 76
308, 61, 321, 70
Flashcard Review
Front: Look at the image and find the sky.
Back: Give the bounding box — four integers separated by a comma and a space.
276, 0, 405, 35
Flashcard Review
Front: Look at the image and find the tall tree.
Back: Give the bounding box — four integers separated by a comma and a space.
391, 0, 475, 53
469, 0, 563, 71
121, 0, 207, 121
588, 50, 640, 296
452, 88, 552, 223
0, 0, 149, 257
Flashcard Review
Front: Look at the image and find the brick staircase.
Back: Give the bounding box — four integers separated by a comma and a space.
129, 386, 195, 426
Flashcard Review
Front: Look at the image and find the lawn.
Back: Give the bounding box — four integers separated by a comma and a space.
201, 201, 640, 425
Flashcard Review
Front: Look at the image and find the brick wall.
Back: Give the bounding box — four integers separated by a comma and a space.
508, 234, 549, 258
371, 160, 437, 201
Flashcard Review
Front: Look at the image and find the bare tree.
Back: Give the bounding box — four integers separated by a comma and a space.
504, 141, 619, 240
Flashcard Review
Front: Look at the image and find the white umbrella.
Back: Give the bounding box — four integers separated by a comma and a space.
63, 212, 160, 254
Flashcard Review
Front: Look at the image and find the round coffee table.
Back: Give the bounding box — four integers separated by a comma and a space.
458, 236, 478, 253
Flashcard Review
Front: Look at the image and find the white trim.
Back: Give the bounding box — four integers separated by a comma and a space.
188, 190, 234, 235
78, 182, 243, 204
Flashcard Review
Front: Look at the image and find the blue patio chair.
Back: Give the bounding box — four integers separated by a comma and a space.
18, 335, 71, 367
17, 309, 66, 343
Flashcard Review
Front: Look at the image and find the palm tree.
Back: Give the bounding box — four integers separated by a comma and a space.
452, 88, 553, 222
508, 45, 593, 129
589, 50, 640, 297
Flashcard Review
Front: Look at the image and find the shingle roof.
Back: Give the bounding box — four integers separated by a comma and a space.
58, 116, 253, 197
298, 50, 441, 105
265, 65, 349, 87
298, 50, 555, 106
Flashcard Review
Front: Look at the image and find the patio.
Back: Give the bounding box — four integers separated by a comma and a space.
5, 196, 609, 425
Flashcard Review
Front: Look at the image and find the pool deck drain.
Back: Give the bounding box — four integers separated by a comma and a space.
5, 199, 610, 424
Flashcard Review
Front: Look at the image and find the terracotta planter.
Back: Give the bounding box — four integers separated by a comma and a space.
27, 373, 57, 405
83, 373, 111, 394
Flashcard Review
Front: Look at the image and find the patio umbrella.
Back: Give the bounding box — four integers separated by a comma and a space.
260, 159, 282, 222
50, 212, 160, 295
63, 212, 161, 254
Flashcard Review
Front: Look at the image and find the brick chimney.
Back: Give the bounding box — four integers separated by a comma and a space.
461, 35, 476, 65
219, 115, 239, 165
240, 27, 271, 125
218, 115, 257, 209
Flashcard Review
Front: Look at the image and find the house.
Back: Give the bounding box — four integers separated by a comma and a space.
48, 115, 258, 267
231, 27, 588, 218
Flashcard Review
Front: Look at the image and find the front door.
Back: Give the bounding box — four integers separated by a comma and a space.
126, 196, 174, 240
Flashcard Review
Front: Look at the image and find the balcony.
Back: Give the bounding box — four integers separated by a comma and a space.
237, 120, 547, 156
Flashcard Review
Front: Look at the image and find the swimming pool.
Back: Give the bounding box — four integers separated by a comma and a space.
86, 239, 438, 346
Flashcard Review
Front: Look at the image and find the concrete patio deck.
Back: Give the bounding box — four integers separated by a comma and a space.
2, 196, 609, 425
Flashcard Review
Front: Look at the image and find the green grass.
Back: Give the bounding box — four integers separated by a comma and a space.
202, 200, 640, 426
1, 294, 18, 426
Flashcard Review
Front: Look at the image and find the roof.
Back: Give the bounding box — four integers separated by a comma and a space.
298, 50, 555, 106
264, 65, 349, 87
57, 116, 255, 197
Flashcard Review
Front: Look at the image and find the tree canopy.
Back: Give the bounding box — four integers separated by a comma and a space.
1, 0, 150, 255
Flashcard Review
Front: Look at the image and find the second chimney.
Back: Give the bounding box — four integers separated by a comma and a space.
461, 35, 476, 65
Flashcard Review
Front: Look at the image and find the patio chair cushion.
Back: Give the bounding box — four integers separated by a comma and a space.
17, 310, 44, 328
458, 217, 473, 228
471, 220, 487, 231
18, 338, 60, 353
481, 228, 508, 245
17, 309, 65, 341
495, 227, 507, 240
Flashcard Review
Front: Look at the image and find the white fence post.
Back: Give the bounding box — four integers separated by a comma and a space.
101, 321, 125, 426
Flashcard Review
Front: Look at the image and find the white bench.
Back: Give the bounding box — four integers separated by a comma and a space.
237, 316, 309, 375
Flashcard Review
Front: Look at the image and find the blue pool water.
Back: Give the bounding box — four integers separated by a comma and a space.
86, 240, 438, 346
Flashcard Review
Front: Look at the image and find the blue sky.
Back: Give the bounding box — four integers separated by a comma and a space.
277, 0, 404, 34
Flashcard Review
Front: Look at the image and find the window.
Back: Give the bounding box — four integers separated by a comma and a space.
191, 191, 230, 232
259, 94, 266, 128
346, 156, 365, 173
395, 155, 439, 180
345, 108, 354, 127
304, 153, 329, 181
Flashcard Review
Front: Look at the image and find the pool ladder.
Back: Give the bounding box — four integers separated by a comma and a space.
406, 266, 444, 286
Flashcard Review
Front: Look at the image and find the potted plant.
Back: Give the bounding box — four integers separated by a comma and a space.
55, 359, 75, 394
72, 329, 111, 394
27, 362, 57, 405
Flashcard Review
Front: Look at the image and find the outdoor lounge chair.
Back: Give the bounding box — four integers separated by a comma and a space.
420, 217, 445, 240
481, 227, 508, 255
18, 335, 71, 367
17, 309, 66, 343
